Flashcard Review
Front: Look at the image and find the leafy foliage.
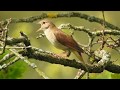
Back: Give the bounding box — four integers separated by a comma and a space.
111, 73, 120, 79
0, 60, 27, 79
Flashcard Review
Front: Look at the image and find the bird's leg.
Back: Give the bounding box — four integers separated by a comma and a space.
56, 50, 71, 58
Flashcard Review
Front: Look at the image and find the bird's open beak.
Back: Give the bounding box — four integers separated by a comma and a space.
36, 22, 42, 32
36, 28, 42, 32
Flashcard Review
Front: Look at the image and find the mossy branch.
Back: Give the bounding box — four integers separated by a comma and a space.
59, 23, 120, 37
0, 12, 120, 79
1, 36, 119, 73
9, 49, 49, 79
2, 12, 120, 31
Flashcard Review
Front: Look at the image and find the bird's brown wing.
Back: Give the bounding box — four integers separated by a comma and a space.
54, 28, 84, 53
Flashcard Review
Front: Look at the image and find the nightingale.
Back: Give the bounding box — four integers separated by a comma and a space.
36, 19, 85, 64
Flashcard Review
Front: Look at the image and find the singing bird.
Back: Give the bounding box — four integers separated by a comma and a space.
37, 19, 85, 64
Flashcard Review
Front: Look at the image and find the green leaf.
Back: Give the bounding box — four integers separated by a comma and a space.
0, 60, 27, 79
111, 73, 120, 79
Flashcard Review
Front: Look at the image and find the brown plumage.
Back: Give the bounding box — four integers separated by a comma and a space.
37, 19, 85, 63
53, 28, 84, 53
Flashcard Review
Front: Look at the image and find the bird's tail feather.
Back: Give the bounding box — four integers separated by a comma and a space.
72, 51, 84, 63
73, 50, 89, 78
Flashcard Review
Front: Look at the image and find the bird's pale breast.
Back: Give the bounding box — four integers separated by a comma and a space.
44, 29, 68, 50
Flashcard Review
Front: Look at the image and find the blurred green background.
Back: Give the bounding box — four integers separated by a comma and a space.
0, 11, 120, 79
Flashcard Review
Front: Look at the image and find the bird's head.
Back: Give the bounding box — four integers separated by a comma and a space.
36, 19, 55, 32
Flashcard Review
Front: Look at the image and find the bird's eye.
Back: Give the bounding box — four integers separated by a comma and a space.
43, 22, 45, 24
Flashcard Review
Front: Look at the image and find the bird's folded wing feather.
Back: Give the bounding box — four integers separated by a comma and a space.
54, 29, 84, 53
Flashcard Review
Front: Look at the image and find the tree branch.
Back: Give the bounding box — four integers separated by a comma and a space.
0, 12, 120, 79
9, 49, 49, 79
1, 30, 119, 74
59, 23, 120, 37
0, 57, 20, 70
2, 12, 120, 31
14, 47, 120, 73
2, 35, 119, 73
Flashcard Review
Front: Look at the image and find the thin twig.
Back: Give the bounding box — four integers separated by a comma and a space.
0, 57, 20, 70
9, 49, 49, 79
0, 18, 11, 54
74, 69, 85, 79
2, 12, 120, 31
0, 46, 31, 49
100, 11, 106, 50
